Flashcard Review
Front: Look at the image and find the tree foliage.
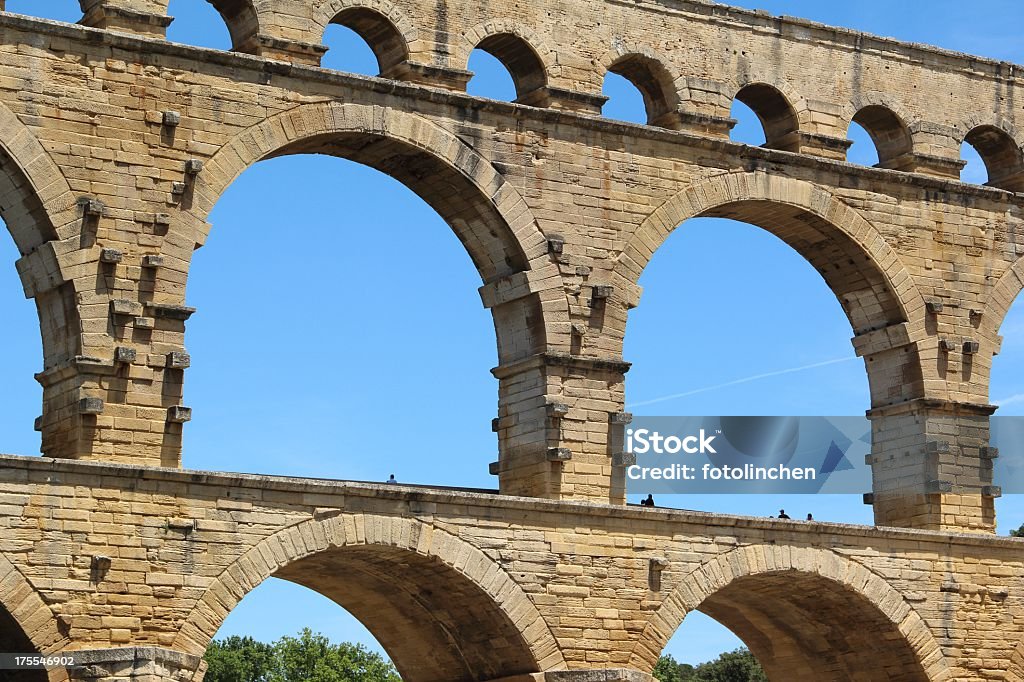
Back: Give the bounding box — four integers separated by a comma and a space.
204, 629, 400, 682
1010, 523, 1024, 538
654, 648, 766, 682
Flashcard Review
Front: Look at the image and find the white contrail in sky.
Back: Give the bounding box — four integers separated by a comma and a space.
994, 393, 1024, 407
626, 356, 859, 409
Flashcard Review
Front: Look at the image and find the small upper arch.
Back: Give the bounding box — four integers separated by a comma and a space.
597, 44, 680, 127
730, 79, 804, 151
844, 95, 915, 167
957, 115, 1024, 190
315, 0, 418, 74
204, 0, 260, 52
458, 20, 555, 101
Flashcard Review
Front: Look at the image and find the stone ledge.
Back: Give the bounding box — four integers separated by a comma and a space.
1, 453, 1021, 550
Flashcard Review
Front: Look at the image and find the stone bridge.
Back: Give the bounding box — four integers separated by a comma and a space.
0, 0, 1023, 679
2, 454, 1023, 682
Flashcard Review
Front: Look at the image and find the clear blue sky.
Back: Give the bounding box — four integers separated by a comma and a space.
2, 0, 1022, 668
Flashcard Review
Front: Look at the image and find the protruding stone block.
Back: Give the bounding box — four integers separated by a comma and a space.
171, 181, 186, 195
982, 485, 1002, 498
167, 405, 192, 423
142, 255, 164, 268
863, 492, 875, 505
926, 479, 953, 493
939, 338, 956, 352
963, 339, 980, 354
610, 412, 633, 425
110, 299, 142, 317
33, 416, 42, 432
78, 397, 104, 415
612, 452, 636, 467
114, 346, 136, 364
926, 300, 943, 314
100, 248, 123, 264
980, 446, 1000, 459
547, 236, 565, 255
546, 402, 569, 417
166, 351, 191, 369
162, 110, 181, 127
184, 159, 204, 175
134, 317, 154, 329
546, 447, 572, 462
82, 198, 105, 217
150, 303, 196, 321
488, 461, 500, 475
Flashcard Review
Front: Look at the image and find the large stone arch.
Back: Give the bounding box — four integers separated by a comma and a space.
0, 97, 77, 255
615, 171, 925, 337
174, 513, 565, 681
188, 101, 564, 364
0, 551, 67, 656
630, 545, 951, 681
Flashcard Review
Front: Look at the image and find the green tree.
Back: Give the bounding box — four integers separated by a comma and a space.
653, 653, 695, 682
654, 648, 765, 682
273, 629, 400, 682
204, 636, 275, 682
692, 648, 766, 682
1010, 523, 1024, 538
203, 629, 400, 682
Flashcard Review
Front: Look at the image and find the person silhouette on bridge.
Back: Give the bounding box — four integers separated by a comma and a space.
778, 509, 791, 519
806, 513, 813, 521
387, 474, 397, 484
641, 494, 655, 507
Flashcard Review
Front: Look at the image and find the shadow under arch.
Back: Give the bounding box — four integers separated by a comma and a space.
961, 124, 1024, 191
190, 102, 563, 363
617, 172, 924, 335
204, 0, 259, 52
616, 172, 927, 411
630, 546, 951, 681
603, 50, 679, 127
326, 5, 409, 75
850, 104, 914, 168
174, 513, 565, 681
733, 82, 801, 151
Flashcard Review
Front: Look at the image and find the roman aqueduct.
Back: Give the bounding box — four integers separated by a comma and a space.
0, 0, 1024, 679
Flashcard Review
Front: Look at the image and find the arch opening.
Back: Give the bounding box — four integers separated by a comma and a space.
696, 201, 907, 336
204, 0, 258, 52
468, 33, 547, 102
681, 571, 930, 681
180, 520, 558, 682
326, 7, 408, 76
605, 54, 678, 127
166, 0, 232, 50
732, 84, 799, 151
848, 105, 912, 168
961, 125, 1024, 190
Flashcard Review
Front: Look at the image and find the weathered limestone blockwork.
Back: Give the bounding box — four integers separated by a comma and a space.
2, 3, 1024, 524
0, 455, 1023, 681
3, 7, 1024, 675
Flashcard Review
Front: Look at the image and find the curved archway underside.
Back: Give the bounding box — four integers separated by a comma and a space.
698, 571, 929, 681
274, 544, 540, 682
698, 199, 906, 336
